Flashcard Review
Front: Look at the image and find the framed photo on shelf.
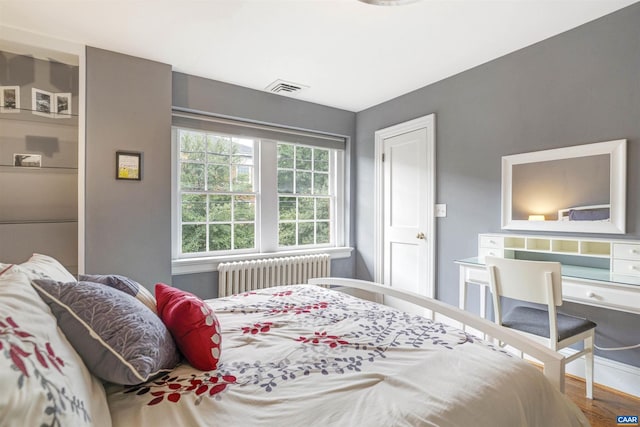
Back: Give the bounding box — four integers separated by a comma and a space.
1, 86, 20, 113
13, 153, 42, 168
32, 88, 53, 117
116, 151, 142, 181
54, 92, 72, 117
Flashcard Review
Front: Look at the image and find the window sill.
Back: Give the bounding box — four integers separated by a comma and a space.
171, 247, 354, 276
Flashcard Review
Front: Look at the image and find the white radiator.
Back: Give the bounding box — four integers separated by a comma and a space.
217, 254, 331, 297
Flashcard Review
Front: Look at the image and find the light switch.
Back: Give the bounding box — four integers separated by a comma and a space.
435, 204, 447, 218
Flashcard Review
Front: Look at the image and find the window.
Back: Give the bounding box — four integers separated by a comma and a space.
277, 143, 331, 247
178, 130, 257, 255
173, 113, 345, 261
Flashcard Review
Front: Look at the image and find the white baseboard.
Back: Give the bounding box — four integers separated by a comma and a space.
432, 313, 640, 398
559, 347, 640, 398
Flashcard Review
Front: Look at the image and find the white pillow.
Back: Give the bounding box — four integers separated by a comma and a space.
0, 265, 111, 426
18, 253, 77, 283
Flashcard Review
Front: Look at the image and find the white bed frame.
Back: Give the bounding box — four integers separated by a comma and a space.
308, 277, 567, 393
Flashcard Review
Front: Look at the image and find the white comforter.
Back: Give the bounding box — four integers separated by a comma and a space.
106, 285, 589, 427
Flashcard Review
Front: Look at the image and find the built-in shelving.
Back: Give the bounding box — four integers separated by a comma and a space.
478, 233, 640, 277
0, 108, 78, 126
0, 43, 80, 272
0, 219, 77, 225
483, 233, 613, 259
0, 165, 78, 172
552, 239, 579, 254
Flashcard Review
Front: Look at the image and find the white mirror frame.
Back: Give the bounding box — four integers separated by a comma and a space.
501, 139, 626, 234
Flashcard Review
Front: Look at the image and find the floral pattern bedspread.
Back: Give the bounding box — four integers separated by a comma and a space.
106, 285, 589, 427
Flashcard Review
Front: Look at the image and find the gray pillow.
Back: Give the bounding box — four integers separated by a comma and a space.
79, 274, 157, 314
568, 207, 610, 221
31, 279, 180, 385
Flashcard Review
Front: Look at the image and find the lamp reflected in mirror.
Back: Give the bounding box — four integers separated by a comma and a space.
528, 215, 546, 221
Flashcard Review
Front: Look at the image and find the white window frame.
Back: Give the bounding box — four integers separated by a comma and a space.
270, 141, 340, 251
175, 129, 260, 257
171, 125, 350, 275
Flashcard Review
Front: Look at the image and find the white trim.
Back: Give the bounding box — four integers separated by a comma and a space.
256, 140, 270, 251
433, 311, 640, 398
172, 128, 347, 260
78, 47, 86, 274
172, 246, 354, 275
171, 127, 179, 260
501, 139, 626, 234
373, 114, 436, 298
334, 150, 346, 247
558, 347, 640, 398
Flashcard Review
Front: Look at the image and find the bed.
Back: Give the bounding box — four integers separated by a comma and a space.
558, 204, 610, 221
1, 255, 589, 427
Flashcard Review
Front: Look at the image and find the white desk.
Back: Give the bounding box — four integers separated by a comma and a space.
456, 257, 640, 316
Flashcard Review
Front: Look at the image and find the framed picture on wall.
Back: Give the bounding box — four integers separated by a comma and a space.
13, 153, 42, 168
1, 86, 20, 113
54, 92, 72, 117
116, 151, 142, 181
32, 88, 53, 117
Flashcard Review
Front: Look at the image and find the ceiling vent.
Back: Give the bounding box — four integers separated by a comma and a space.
265, 79, 309, 96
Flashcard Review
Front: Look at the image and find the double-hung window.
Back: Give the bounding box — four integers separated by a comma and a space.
277, 143, 332, 247
172, 112, 346, 264
179, 131, 257, 254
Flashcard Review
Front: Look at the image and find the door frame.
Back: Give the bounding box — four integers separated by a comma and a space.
373, 114, 436, 298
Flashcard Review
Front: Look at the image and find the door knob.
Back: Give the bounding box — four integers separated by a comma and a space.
416, 232, 425, 240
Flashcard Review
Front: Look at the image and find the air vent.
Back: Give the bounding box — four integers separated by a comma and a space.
265, 79, 309, 96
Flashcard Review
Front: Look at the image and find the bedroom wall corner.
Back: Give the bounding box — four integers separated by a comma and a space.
354, 2, 640, 368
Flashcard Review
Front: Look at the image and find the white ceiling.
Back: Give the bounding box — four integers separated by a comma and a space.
0, 0, 637, 112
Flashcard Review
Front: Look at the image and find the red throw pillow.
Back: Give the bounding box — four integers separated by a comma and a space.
155, 283, 221, 371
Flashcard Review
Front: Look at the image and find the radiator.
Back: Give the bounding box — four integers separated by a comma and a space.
217, 254, 331, 297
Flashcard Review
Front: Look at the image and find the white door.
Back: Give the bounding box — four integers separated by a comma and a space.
376, 115, 435, 314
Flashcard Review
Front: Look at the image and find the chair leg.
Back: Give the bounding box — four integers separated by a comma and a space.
585, 334, 594, 399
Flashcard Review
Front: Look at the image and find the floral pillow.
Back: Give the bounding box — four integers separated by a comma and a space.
0, 264, 10, 275
0, 265, 111, 426
79, 274, 158, 314
32, 279, 180, 385
155, 283, 222, 371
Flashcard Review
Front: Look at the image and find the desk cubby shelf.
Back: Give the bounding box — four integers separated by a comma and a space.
479, 233, 640, 276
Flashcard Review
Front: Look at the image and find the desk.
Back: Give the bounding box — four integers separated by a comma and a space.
456, 257, 640, 316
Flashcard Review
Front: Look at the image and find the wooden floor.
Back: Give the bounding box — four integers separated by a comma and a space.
564, 374, 640, 427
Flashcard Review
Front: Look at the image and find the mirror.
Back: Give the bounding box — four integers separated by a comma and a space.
501, 139, 626, 234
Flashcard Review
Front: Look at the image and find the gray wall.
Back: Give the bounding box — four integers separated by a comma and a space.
355, 3, 640, 366
171, 73, 357, 296
84, 53, 356, 296
85, 47, 172, 287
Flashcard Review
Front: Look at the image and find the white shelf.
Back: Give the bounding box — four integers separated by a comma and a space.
479, 233, 640, 276
479, 233, 617, 260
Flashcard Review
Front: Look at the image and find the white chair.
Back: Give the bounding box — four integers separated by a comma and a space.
485, 256, 596, 399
